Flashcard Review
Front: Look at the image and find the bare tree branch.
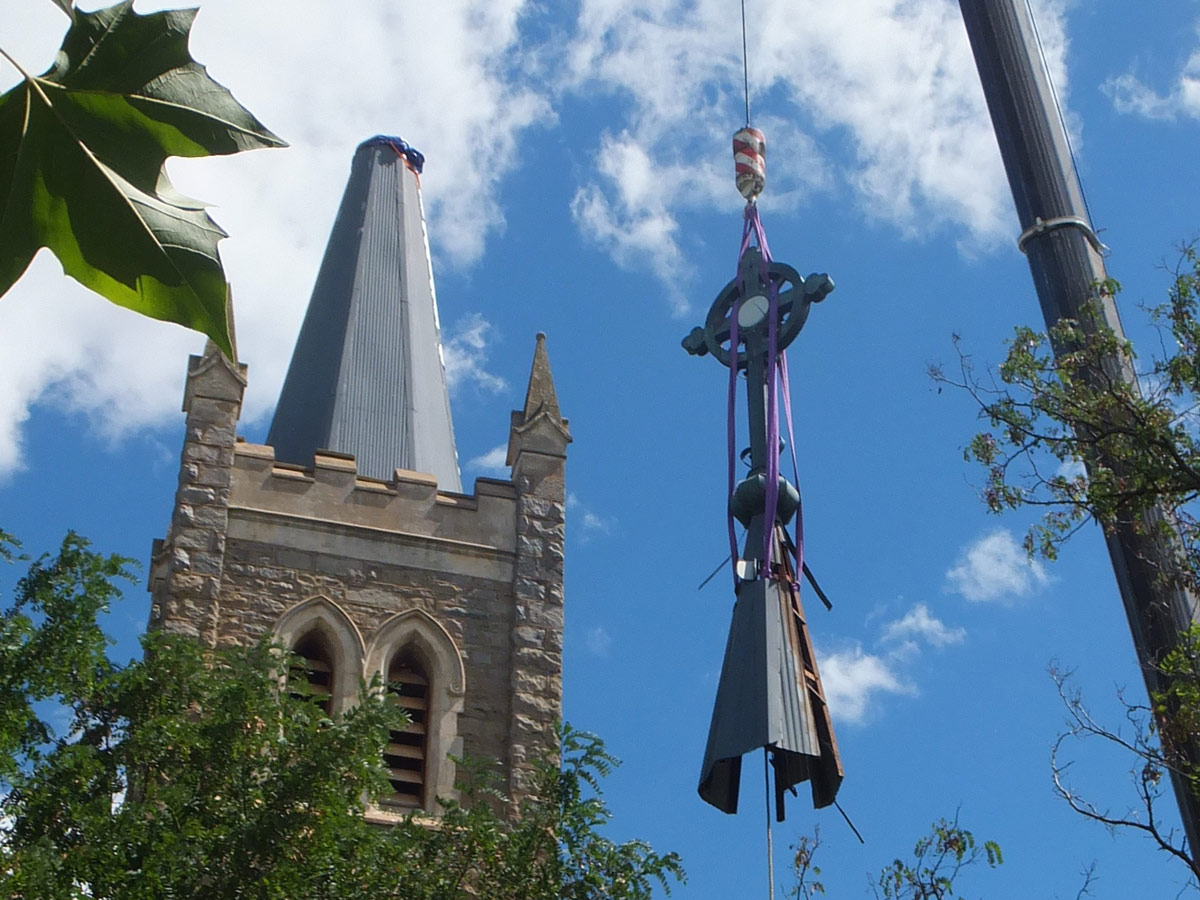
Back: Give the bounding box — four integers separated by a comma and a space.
1050, 666, 1200, 879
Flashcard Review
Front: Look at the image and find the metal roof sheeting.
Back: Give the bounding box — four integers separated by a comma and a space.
698, 574, 843, 819
268, 139, 462, 491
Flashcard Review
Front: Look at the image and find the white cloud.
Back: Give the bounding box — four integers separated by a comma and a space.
569, 137, 699, 317
0, 0, 548, 478
817, 600, 965, 723
0, 257, 201, 478
562, 0, 1073, 295
0, 0, 1081, 475
818, 645, 915, 725
581, 511, 612, 535
566, 492, 614, 540
586, 626, 613, 657
443, 314, 507, 395
945, 529, 1050, 603
1104, 25, 1200, 121
467, 443, 510, 474
1055, 456, 1087, 481
881, 602, 967, 648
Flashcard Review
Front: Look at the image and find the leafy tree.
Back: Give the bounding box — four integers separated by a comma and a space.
870, 820, 1001, 900
0, 529, 131, 783
787, 819, 1001, 900
936, 247, 1200, 880
788, 827, 825, 899
0, 531, 684, 899
0, 1, 286, 358
935, 249, 1200, 592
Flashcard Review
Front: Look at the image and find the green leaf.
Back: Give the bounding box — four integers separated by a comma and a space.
0, 1, 285, 358
47, 0, 75, 20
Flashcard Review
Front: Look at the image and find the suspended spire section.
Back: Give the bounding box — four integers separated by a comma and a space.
268, 137, 462, 491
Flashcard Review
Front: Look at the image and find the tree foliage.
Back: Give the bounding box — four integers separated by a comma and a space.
45, 0, 75, 21
0, 1, 286, 357
788, 827, 825, 899
788, 820, 1001, 900
0, 531, 683, 899
871, 819, 1001, 900
0, 530, 131, 783
937, 248, 1200, 594
938, 247, 1200, 880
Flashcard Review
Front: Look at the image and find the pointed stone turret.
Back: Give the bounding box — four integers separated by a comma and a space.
507, 333, 571, 470
267, 136, 462, 490
521, 332, 560, 421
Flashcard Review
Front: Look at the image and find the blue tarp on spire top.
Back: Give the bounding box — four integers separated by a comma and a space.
359, 135, 425, 173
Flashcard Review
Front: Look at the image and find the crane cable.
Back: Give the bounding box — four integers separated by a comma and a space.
737, 7, 776, 897
741, 0, 751, 126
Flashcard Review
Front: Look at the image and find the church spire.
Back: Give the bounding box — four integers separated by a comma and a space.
267, 136, 462, 491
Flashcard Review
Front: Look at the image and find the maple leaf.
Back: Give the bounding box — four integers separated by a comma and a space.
0, 1, 286, 358
46, 0, 74, 20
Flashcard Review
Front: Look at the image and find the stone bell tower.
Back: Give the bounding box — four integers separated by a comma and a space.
148, 136, 570, 814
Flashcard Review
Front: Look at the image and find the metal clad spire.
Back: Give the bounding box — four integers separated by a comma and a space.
268, 138, 462, 491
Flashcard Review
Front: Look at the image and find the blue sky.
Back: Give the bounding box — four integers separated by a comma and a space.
3, 0, 1200, 896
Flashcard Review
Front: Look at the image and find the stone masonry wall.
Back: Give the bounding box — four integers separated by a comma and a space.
149, 351, 245, 645
151, 337, 569, 815
508, 454, 566, 802
213, 536, 514, 772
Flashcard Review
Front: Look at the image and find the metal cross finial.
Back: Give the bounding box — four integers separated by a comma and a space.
683, 248, 833, 369
683, 247, 834, 556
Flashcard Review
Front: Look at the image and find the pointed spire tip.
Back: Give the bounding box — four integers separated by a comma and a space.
522, 332, 560, 423
507, 331, 571, 468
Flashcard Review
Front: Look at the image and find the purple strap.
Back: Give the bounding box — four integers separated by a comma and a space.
779, 353, 804, 586
728, 204, 803, 586
759, 217, 781, 573
742, 206, 781, 575
726, 215, 754, 586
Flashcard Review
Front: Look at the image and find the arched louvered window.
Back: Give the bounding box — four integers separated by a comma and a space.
364, 610, 467, 818
290, 631, 335, 715
384, 652, 429, 808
